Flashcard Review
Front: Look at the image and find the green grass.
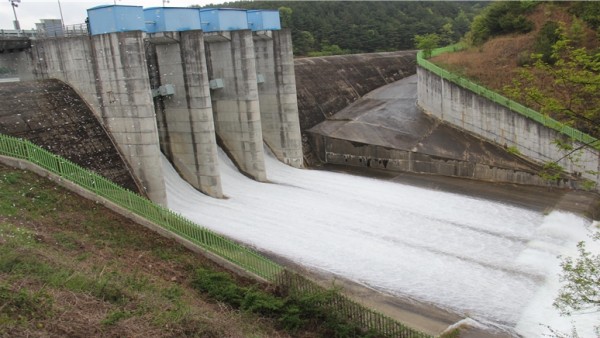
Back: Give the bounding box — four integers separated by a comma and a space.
0, 283, 53, 332
191, 268, 372, 337
0, 164, 321, 337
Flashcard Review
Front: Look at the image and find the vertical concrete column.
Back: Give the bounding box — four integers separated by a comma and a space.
253, 29, 303, 168
204, 30, 267, 182
151, 31, 223, 198
90, 31, 167, 205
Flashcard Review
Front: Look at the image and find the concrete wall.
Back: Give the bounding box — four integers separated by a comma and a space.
417, 67, 600, 186
253, 30, 303, 168
294, 51, 417, 132
27, 33, 167, 205
310, 134, 573, 188
0, 79, 141, 193
204, 30, 267, 181
150, 31, 223, 198
32, 36, 99, 114
90, 32, 166, 204
0, 50, 34, 81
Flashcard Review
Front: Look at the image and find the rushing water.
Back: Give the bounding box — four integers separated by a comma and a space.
163, 149, 597, 337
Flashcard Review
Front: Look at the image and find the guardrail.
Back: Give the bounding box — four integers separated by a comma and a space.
0, 133, 432, 338
417, 45, 600, 150
0, 29, 37, 38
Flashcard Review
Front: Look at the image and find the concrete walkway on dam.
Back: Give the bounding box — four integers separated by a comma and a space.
308, 74, 542, 175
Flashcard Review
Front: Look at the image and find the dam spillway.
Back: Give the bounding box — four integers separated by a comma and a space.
163, 143, 596, 337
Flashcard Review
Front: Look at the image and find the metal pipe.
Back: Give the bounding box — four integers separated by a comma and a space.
10, 0, 20, 30
57, 0, 65, 28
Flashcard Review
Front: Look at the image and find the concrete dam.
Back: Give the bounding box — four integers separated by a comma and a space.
2, 5, 600, 337
3, 4, 596, 203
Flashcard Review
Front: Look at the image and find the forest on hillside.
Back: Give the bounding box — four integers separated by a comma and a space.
200, 1, 486, 56
432, 1, 600, 140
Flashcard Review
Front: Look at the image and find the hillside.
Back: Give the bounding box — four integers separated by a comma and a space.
210, 1, 485, 56
0, 163, 325, 337
430, 2, 600, 138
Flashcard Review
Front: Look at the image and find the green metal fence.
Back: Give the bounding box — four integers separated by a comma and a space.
0, 134, 283, 280
417, 46, 600, 150
0, 133, 432, 338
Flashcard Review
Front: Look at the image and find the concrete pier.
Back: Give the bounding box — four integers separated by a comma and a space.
90, 31, 166, 205
204, 30, 267, 181
149, 31, 223, 198
253, 29, 303, 168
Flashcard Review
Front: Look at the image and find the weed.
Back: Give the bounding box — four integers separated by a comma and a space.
52, 231, 80, 250
101, 309, 133, 326
191, 269, 367, 337
0, 283, 52, 328
124, 270, 150, 292
76, 252, 91, 261
506, 146, 521, 156
162, 285, 184, 301
1, 172, 21, 184
0, 223, 39, 248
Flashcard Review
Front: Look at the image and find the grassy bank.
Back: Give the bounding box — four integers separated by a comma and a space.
0, 163, 336, 337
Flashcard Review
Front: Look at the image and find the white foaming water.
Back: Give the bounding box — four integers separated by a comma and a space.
163, 149, 597, 336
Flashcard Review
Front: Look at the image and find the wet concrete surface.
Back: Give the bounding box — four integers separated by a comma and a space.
294, 51, 417, 132
309, 75, 541, 173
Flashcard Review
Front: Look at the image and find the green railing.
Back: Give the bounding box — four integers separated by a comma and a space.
0, 133, 432, 338
0, 134, 283, 280
417, 46, 600, 150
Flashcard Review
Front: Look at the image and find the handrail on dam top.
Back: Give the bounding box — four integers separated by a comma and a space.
0, 133, 432, 338
417, 45, 600, 151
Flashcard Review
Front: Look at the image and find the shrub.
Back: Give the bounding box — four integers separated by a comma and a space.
534, 21, 561, 64
469, 1, 537, 45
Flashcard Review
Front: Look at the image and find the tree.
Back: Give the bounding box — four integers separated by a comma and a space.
554, 231, 600, 317
551, 230, 600, 337
294, 31, 315, 56
278, 6, 292, 28
414, 33, 440, 58
439, 22, 455, 45
504, 24, 600, 139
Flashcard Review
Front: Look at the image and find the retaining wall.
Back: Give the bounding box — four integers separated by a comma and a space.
417, 67, 600, 186
309, 134, 570, 188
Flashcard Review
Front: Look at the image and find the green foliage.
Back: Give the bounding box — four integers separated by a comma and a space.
101, 310, 134, 326
219, 1, 483, 55
554, 233, 600, 318
468, 1, 536, 46
294, 31, 315, 56
414, 33, 441, 58
308, 44, 349, 57
0, 284, 52, 329
570, 1, 600, 30
278, 6, 292, 28
534, 21, 561, 65
540, 162, 564, 183
504, 24, 600, 139
191, 268, 365, 336
506, 146, 521, 156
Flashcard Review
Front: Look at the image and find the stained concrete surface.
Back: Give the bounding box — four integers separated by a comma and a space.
294, 51, 417, 132
0, 79, 141, 194
309, 75, 541, 173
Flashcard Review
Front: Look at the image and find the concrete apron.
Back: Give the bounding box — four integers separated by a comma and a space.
307, 75, 580, 190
